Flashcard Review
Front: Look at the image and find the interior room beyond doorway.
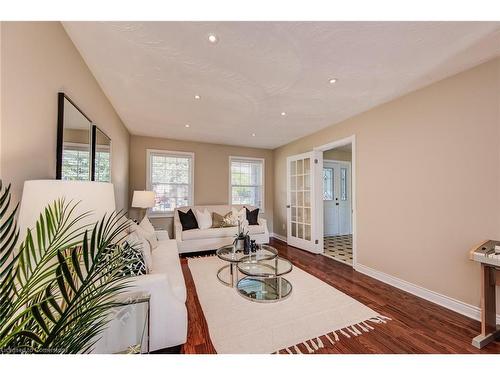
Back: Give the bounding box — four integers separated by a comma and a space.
322, 143, 353, 265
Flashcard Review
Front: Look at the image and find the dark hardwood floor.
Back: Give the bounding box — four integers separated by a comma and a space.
180, 238, 500, 354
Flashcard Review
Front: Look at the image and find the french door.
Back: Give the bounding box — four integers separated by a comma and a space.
286, 151, 323, 253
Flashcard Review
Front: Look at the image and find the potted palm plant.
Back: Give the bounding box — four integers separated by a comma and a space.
0, 180, 134, 354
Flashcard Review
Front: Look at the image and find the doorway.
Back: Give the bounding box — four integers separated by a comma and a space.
284, 135, 356, 265
315, 136, 356, 267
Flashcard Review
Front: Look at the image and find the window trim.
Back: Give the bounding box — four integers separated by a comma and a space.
228, 156, 265, 213
146, 149, 195, 218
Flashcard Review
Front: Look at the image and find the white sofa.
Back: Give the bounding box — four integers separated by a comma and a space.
94, 232, 187, 353
17, 181, 187, 353
129, 233, 187, 351
174, 205, 270, 254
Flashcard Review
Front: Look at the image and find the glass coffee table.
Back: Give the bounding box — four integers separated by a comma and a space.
216, 244, 278, 287
236, 257, 293, 302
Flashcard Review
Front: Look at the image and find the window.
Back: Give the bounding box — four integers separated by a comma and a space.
95, 146, 111, 182
340, 167, 348, 201
62, 144, 90, 181
147, 150, 194, 216
230, 157, 264, 210
323, 167, 333, 200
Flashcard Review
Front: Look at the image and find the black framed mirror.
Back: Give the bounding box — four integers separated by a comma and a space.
56, 93, 112, 182
56, 93, 93, 180
91, 125, 111, 182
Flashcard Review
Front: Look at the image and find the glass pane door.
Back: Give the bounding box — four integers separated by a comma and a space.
287, 151, 322, 253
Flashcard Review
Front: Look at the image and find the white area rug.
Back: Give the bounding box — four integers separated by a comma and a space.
188, 255, 390, 354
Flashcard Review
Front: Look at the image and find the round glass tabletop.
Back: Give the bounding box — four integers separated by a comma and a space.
216, 244, 278, 263
237, 257, 293, 277
237, 277, 292, 303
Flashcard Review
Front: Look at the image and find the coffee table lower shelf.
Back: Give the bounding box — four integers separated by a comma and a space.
236, 276, 292, 303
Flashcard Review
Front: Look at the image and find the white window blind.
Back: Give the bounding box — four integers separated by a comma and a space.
62, 144, 90, 181
230, 157, 264, 210
95, 146, 111, 182
147, 150, 194, 215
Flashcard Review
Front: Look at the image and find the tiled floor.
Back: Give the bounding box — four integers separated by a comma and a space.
323, 234, 353, 265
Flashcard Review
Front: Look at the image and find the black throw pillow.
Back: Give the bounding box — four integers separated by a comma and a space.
178, 209, 199, 231
246, 207, 259, 225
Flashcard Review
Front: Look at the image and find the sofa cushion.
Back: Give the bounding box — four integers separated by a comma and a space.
139, 216, 158, 249
245, 207, 259, 225
151, 240, 187, 303
231, 207, 246, 222
179, 209, 199, 231
211, 211, 235, 228
121, 240, 147, 276
127, 231, 153, 273
182, 224, 265, 241
195, 208, 212, 230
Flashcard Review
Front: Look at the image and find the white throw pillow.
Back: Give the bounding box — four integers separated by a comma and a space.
138, 216, 158, 250
139, 216, 156, 234
127, 219, 139, 234
231, 207, 247, 223
196, 208, 212, 230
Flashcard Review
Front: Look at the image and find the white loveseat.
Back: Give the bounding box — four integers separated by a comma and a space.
174, 205, 270, 254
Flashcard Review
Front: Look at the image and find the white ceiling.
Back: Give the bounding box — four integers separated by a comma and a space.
63, 22, 500, 149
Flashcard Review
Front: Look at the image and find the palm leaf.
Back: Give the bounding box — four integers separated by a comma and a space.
0, 180, 134, 353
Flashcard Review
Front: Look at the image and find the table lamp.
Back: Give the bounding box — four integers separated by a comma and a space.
131, 190, 156, 220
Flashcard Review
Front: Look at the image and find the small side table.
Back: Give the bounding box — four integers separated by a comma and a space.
94, 291, 151, 354
470, 240, 500, 349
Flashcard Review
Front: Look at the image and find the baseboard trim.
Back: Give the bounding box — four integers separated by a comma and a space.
271, 233, 287, 243
268, 234, 499, 325
355, 263, 500, 325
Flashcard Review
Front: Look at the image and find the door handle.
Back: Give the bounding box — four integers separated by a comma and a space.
286, 205, 291, 208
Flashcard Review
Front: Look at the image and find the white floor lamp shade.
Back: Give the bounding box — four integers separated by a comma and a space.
17, 180, 116, 242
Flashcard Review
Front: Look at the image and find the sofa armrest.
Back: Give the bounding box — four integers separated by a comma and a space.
174, 213, 183, 241
156, 230, 170, 241
129, 273, 171, 292
127, 273, 187, 350
258, 217, 268, 230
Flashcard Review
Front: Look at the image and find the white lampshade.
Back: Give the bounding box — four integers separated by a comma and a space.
17, 180, 116, 242
131, 190, 156, 209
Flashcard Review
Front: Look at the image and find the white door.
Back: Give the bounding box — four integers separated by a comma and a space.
323, 161, 352, 236
323, 164, 337, 236
286, 151, 323, 253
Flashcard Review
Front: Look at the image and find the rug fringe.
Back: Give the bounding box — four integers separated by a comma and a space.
278, 314, 391, 354
190, 253, 218, 259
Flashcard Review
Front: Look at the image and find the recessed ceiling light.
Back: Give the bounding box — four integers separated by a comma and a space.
251, 133, 256, 137
281, 112, 286, 116
208, 34, 219, 44
194, 95, 201, 100
329, 78, 338, 84
185, 124, 190, 128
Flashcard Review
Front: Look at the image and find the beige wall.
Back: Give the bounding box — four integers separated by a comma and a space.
0, 22, 130, 209
273, 58, 500, 311
129, 135, 274, 237
323, 149, 352, 162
